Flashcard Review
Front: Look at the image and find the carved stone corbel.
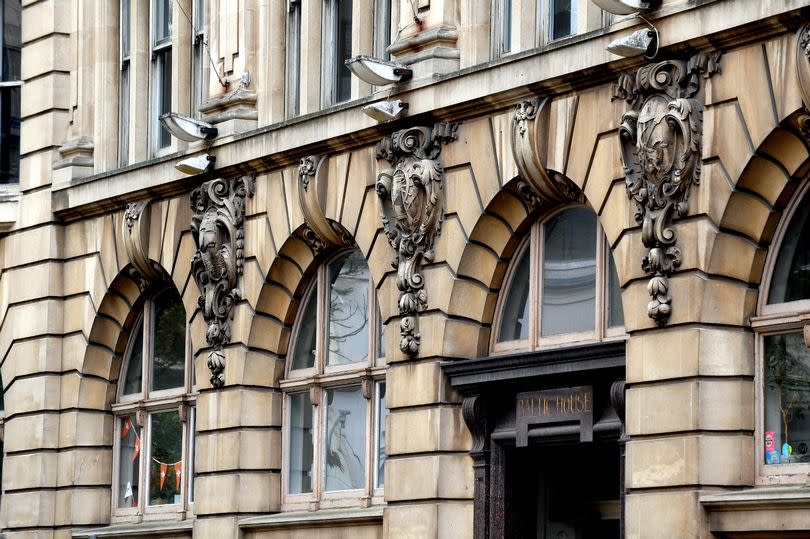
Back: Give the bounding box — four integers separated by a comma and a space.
190, 175, 254, 388
613, 52, 721, 325
796, 25, 810, 138
511, 97, 579, 204
298, 155, 353, 255
375, 122, 459, 357
122, 201, 163, 290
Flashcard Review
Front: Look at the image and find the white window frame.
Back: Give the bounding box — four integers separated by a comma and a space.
150, 0, 173, 153
110, 288, 197, 522
752, 179, 810, 485
280, 250, 387, 511
321, 0, 353, 107
491, 0, 513, 58
490, 204, 624, 356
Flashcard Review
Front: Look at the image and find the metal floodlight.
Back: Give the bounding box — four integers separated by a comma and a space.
175, 154, 215, 175
362, 100, 408, 122
159, 112, 218, 142
607, 28, 657, 57
590, 0, 659, 15
345, 56, 413, 86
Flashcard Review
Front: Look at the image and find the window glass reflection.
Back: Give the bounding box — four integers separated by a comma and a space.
292, 287, 317, 370
764, 333, 810, 464
498, 247, 531, 342
542, 208, 596, 336
328, 251, 370, 366
123, 321, 144, 395
607, 252, 624, 328
289, 392, 313, 494
117, 415, 140, 507
151, 289, 186, 391
375, 383, 387, 488
325, 386, 366, 491
148, 410, 183, 506
769, 201, 810, 304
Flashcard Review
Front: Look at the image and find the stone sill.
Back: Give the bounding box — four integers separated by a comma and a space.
701, 486, 810, 537
48, 0, 806, 222
72, 519, 193, 538
239, 506, 384, 531
701, 486, 810, 508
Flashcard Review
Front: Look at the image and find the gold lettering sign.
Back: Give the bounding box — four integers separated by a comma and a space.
515, 386, 594, 447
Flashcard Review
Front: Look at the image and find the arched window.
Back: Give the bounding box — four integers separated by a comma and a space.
282, 249, 386, 510
492, 206, 623, 353
756, 183, 810, 476
112, 286, 195, 519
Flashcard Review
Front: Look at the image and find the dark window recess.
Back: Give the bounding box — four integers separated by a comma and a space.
550, 0, 575, 41
1, 0, 21, 184
334, 0, 353, 103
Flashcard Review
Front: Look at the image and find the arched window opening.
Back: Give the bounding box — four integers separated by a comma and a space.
112, 286, 195, 519
493, 206, 624, 354
282, 249, 387, 510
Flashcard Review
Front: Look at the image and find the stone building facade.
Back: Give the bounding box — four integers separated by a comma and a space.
1, 0, 810, 537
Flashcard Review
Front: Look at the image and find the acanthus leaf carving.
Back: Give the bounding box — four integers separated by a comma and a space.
122, 200, 163, 290
796, 25, 810, 139
614, 52, 720, 325
190, 175, 254, 388
510, 97, 580, 203
298, 155, 354, 254
376, 122, 459, 357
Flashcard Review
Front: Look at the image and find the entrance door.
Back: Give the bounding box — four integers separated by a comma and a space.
504, 441, 620, 539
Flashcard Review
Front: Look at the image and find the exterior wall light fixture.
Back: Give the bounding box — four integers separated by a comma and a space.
590, 0, 659, 15
345, 56, 413, 86
159, 112, 219, 142
175, 154, 215, 175
362, 100, 408, 122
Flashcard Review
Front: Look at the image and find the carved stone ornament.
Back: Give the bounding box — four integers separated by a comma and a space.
297, 155, 353, 255
376, 122, 459, 357
613, 52, 721, 325
796, 25, 810, 138
511, 97, 579, 204
190, 175, 254, 388
122, 201, 163, 290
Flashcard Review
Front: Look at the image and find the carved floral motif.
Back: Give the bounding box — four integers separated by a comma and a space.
614, 52, 720, 325
190, 175, 254, 388
376, 122, 459, 357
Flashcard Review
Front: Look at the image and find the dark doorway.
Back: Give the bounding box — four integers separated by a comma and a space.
504, 441, 620, 539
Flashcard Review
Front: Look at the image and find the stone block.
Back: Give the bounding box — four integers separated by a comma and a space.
387, 406, 470, 455
385, 454, 473, 501
195, 428, 280, 473
58, 410, 113, 448
386, 361, 450, 409
721, 190, 777, 244
21, 34, 71, 80
54, 487, 110, 526
20, 111, 70, 156
1, 490, 56, 528
56, 448, 112, 487
3, 374, 61, 416
193, 472, 281, 515
625, 489, 701, 539
4, 412, 60, 452
197, 387, 282, 431
3, 452, 58, 490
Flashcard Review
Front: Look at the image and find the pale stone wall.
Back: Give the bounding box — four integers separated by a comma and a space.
2, 0, 810, 538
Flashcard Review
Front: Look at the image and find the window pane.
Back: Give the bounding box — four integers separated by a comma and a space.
374, 0, 391, 60
333, 0, 353, 103
153, 0, 172, 44
148, 410, 183, 505
607, 250, 624, 328
327, 251, 370, 366
120, 0, 131, 58
498, 246, 531, 342
286, 0, 301, 117
769, 201, 810, 304
151, 289, 186, 391
155, 48, 172, 149
375, 383, 387, 488
289, 392, 313, 494
324, 386, 366, 491
764, 333, 810, 464
501, 0, 512, 54
119, 63, 130, 166
123, 320, 144, 395
117, 415, 140, 507
377, 302, 386, 360
541, 208, 596, 336
1, 0, 21, 184
550, 0, 576, 40
292, 287, 317, 370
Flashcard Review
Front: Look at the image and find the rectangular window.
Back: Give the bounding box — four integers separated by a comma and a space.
152, 0, 173, 150
373, 0, 391, 61
324, 385, 365, 491
374, 382, 387, 489
0, 0, 21, 184
147, 410, 183, 506
289, 392, 314, 494
286, 0, 302, 117
764, 332, 810, 465
191, 0, 205, 118
117, 415, 141, 508
499, 0, 513, 55
549, 0, 576, 41
324, 0, 353, 105
119, 0, 131, 166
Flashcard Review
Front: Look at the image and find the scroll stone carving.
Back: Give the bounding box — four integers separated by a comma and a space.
122, 201, 163, 290
375, 122, 459, 357
511, 97, 579, 203
190, 175, 254, 388
613, 52, 720, 325
298, 155, 353, 254
796, 25, 810, 138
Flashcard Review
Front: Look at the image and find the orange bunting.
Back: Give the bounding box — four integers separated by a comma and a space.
132, 437, 140, 462
159, 463, 168, 490
121, 417, 131, 439
174, 462, 182, 490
